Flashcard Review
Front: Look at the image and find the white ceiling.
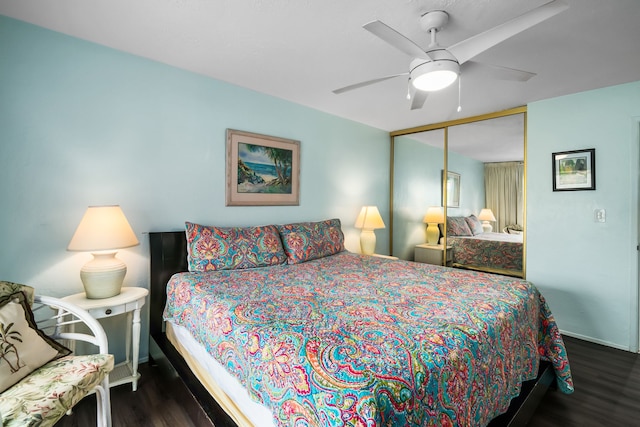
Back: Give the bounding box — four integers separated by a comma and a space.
1, 0, 639, 133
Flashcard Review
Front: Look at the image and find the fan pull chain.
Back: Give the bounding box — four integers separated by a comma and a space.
406, 78, 411, 100
457, 75, 462, 112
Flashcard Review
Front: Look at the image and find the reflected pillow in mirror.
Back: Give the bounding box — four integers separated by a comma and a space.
447, 217, 473, 236
465, 215, 484, 235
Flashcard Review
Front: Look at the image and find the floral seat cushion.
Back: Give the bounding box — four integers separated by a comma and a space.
0, 353, 114, 427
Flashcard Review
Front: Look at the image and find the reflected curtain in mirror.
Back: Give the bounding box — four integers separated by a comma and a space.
484, 162, 524, 232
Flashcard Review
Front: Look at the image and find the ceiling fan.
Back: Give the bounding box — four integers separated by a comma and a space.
333, 0, 569, 110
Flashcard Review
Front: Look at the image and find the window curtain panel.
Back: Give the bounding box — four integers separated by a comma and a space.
484, 162, 524, 232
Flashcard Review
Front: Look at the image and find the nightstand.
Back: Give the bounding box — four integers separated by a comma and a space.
414, 244, 452, 266
62, 287, 149, 391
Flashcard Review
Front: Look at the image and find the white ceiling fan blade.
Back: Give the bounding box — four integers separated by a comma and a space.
363, 20, 432, 60
333, 73, 408, 94
462, 61, 536, 81
448, 0, 569, 65
410, 90, 428, 110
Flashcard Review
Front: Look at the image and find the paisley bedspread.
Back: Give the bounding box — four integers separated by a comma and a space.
449, 233, 523, 273
164, 252, 572, 426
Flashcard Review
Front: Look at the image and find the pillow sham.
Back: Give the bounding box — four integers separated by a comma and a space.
447, 216, 473, 236
185, 222, 287, 272
0, 291, 71, 393
277, 218, 345, 264
465, 214, 484, 235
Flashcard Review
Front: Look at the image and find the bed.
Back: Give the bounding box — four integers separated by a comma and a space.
149, 219, 572, 427
446, 216, 524, 277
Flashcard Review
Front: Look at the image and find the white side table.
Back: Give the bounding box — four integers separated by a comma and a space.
62, 287, 149, 391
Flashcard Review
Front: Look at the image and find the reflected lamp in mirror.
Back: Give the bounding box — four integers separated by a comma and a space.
355, 206, 386, 255
423, 207, 445, 246
478, 208, 497, 233
68, 205, 139, 299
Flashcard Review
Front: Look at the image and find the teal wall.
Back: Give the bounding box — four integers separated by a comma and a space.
392, 134, 484, 260
0, 16, 390, 362
527, 81, 640, 350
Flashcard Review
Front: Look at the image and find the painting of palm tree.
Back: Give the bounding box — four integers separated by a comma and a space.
227, 129, 300, 206
237, 143, 293, 194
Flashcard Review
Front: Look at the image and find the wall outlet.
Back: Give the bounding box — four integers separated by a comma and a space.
594, 208, 606, 223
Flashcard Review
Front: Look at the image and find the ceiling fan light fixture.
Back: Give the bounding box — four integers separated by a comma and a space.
411, 60, 459, 92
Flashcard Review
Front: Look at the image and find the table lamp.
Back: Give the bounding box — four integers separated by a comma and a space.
68, 205, 139, 299
478, 208, 497, 233
423, 207, 445, 245
355, 206, 386, 255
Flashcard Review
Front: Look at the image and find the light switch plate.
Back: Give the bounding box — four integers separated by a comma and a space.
594, 209, 606, 223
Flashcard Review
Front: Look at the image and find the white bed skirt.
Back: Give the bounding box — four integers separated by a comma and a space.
167, 322, 276, 427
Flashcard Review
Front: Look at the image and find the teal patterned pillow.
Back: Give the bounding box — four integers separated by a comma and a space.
447, 216, 473, 236
465, 214, 484, 235
277, 219, 345, 264
185, 222, 287, 272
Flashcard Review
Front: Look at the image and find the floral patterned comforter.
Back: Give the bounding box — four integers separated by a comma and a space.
164, 252, 573, 426
449, 232, 523, 273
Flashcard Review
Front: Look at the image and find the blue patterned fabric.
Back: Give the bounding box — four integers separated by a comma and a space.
277, 218, 345, 264
164, 252, 573, 426
447, 217, 473, 236
449, 232, 523, 273
185, 222, 286, 272
465, 214, 484, 235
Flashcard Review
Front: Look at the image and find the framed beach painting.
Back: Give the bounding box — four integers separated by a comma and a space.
552, 148, 595, 191
226, 129, 300, 206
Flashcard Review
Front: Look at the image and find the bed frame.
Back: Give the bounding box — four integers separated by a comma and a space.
148, 231, 555, 427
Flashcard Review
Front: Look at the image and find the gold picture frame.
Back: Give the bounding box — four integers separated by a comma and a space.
442, 170, 460, 208
226, 129, 300, 206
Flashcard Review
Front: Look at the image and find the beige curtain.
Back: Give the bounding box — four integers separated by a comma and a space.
484, 162, 524, 232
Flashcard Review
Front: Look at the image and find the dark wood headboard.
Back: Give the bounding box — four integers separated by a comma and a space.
149, 231, 188, 339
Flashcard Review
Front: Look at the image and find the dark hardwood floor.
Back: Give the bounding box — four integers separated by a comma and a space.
57, 336, 640, 426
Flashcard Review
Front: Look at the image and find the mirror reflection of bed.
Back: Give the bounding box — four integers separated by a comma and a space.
391, 108, 526, 278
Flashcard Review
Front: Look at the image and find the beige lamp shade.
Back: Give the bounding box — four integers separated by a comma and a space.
478, 208, 496, 222
68, 206, 139, 299
355, 206, 386, 230
355, 206, 385, 255
68, 205, 139, 251
422, 206, 445, 224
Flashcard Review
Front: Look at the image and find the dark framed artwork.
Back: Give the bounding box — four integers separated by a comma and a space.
226, 129, 300, 206
552, 148, 596, 191
442, 170, 460, 208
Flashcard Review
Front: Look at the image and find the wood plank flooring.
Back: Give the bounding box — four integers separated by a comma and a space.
57, 336, 640, 426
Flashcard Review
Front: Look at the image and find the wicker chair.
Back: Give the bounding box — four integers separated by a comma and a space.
0, 282, 114, 427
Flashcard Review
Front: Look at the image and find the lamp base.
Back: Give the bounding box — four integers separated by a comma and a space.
426, 223, 440, 245
360, 229, 377, 255
482, 222, 493, 233
80, 251, 126, 299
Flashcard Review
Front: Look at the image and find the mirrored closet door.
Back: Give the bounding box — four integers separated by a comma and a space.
390, 107, 526, 277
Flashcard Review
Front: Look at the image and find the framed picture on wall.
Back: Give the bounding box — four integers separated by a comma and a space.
442, 170, 460, 208
552, 148, 596, 191
226, 129, 300, 206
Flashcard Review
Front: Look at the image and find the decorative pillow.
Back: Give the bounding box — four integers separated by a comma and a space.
185, 222, 287, 272
0, 291, 71, 393
447, 216, 473, 236
0, 281, 34, 305
465, 214, 484, 235
277, 219, 345, 264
